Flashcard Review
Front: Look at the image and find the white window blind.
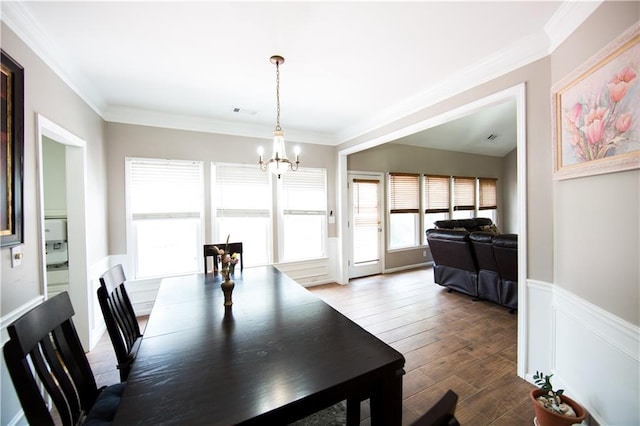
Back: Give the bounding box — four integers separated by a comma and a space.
453, 176, 476, 211
280, 167, 327, 261
130, 159, 202, 218
213, 163, 271, 266
479, 178, 498, 210
128, 158, 203, 279
423, 175, 450, 213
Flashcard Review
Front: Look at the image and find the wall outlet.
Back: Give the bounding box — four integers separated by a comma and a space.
11, 245, 23, 268
422, 250, 427, 257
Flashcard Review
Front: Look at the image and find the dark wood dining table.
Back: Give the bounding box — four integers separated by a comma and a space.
113, 266, 405, 425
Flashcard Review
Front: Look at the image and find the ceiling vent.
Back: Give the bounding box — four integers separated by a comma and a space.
486, 134, 498, 142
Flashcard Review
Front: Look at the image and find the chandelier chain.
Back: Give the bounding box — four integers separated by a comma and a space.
275, 60, 281, 131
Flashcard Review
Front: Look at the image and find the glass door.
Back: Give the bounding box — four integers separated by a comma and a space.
348, 174, 383, 278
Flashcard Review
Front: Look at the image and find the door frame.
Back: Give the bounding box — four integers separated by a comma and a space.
337, 83, 527, 378
36, 114, 92, 349
348, 171, 384, 278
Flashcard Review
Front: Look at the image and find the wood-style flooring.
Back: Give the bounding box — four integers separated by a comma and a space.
86, 266, 536, 425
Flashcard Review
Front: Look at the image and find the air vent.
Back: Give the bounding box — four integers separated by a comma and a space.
486, 134, 497, 141
232, 107, 257, 116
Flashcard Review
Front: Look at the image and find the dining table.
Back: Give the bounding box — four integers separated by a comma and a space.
112, 266, 405, 425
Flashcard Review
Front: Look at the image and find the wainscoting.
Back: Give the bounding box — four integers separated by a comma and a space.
526, 280, 639, 426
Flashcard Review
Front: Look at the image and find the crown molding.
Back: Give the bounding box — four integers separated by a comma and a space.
545, 0, 603, 53
336, 28, 551, 144
2, 1, 107, 115
2, 1, 602, 146
103, 106, 337, 146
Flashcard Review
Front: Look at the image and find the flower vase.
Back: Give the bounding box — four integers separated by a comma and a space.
220, 269, 235, 306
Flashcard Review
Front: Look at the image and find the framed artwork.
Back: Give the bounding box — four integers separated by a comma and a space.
1, 49, 24, 247
552, 22, 639, 180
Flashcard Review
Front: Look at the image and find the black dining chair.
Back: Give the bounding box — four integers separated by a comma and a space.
98, 264, 142, 382
203, 242, 244, 273
410, 389, 460, 426
3, 292, 125, 426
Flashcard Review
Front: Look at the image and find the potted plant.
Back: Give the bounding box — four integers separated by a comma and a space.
530, 371, 587, 426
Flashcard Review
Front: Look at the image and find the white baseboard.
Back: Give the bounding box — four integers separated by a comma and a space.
384, 261, 433, 274
526, 280, 639, 426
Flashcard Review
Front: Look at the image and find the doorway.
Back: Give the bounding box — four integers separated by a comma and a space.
348, 173, 383, 278
338, 83, 527, 378
36, 115, 92, 349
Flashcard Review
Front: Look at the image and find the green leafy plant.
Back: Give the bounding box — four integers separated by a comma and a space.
533, 371, 567, 415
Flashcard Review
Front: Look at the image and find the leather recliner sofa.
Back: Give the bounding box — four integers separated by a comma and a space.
426, 227, 518, 312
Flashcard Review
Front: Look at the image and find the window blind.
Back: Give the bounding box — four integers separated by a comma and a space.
453, 176, 475, 211
281, 167, 327, 212
214, 163, 271, 215
130, 159, 203, 217
389, 173, 419, 213
353, 179, 379, 228
479, 178, 498, 210
423, 175, 450, 213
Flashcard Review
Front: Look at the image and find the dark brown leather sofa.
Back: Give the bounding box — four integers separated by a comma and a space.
426, 222, 518, 312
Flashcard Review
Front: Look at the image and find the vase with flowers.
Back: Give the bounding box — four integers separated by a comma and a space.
213, 235, 239, 306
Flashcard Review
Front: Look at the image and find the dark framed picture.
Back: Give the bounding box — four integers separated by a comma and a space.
1, 49, 24, 247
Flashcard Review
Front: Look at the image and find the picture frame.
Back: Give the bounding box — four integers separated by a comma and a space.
1, 49, 25, 247
552, 22, 639, 180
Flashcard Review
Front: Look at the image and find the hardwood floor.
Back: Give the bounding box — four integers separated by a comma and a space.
86, 266, 535, 425
308, 267, 536, 425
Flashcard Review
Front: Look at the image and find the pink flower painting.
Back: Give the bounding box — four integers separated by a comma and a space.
559, 39, 639, 168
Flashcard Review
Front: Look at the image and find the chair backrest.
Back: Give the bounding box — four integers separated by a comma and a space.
203, 242, 244, 273
493, 233, 518, 282
469, 231, 498, 272
3, 292, 101, 426
426, 229, 477, 272
410, 389, 460, 426
98, 264, 142, 381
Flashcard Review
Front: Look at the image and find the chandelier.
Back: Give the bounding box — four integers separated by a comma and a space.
258, 55, 300, 178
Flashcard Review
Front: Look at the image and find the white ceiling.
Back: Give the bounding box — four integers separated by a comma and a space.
2, 1, 601, 153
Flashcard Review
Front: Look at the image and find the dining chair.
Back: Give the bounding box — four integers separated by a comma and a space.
410, 389, 460, 426
203, 242, 244, 273
3, 292, 125, 426
98, 264, 142, 382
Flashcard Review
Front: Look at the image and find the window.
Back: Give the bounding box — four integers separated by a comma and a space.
127, 158, 203, 279
213, 163, 272, 266
423, 175, 450, 242
388, 173, 420, 249
452, 176, 476, 219
478, 177, 498, 222
279, 167, 327, 262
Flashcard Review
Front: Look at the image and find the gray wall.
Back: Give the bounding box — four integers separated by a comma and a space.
42, 136, 67, 216
105, 122, 338, 256
1, 25, 109, 425
550, 3, 639, 325
0, 25, 109, 315
348, 143, 507, 269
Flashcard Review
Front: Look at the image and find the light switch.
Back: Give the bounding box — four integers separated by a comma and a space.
11, 245, 23, 268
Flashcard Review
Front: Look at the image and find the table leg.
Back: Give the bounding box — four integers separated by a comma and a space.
346, 397, 360, 426
370, 368, 404, 426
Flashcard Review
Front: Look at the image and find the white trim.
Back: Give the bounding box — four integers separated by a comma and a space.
338, 83, 529, 377
1, 296, 45, 345
384, 261, 433, 274
2, 1, 597, 146
526, 279, 640, 426
515, 83, 528, 378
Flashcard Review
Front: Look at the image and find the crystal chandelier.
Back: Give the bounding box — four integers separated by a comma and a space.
258, 55, 300, 178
